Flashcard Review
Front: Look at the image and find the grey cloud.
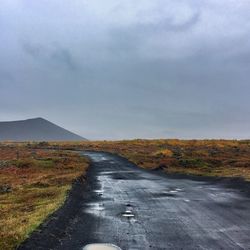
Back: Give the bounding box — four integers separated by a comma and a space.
107, 10, 200, 55
50, 48, 78, 71
138, 10, 200, 32
22, 43, 43, 58
0, 0, 250, 139
0, 70, 13, 85
23, 43, 78, 71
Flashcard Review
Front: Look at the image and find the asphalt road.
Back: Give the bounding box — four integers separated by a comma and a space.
19, 152, 250, 250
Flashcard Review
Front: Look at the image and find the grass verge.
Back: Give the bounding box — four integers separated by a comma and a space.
46, 139, 250, 181
0, 145, 88, 250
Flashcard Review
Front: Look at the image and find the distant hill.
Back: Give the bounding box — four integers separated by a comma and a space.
0, 117, 86, 141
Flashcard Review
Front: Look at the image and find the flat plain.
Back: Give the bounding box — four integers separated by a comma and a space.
1, 139, 250, 249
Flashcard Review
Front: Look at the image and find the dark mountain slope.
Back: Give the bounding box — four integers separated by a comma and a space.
0, 117, 86, 141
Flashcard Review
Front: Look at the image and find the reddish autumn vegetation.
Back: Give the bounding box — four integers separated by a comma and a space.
1, 139, 250, 249
0, 144, 88, 250
48, 139, 250, 180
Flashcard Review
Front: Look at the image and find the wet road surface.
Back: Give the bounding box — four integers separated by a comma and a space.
19, 152, 250, 250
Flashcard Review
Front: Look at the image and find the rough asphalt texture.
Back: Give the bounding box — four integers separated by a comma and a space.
19, 152, 250, 250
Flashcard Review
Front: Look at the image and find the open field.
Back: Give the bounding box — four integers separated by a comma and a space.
47, 139, 250, 181
0, 144, 89, 250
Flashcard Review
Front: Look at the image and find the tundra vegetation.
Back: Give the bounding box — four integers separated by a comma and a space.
48, 139, 250, 180
1, 139, 250, 249
0, 144, 89, 250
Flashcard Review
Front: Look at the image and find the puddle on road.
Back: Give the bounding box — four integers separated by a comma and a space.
122, 210, 135, 217
164, 187, 184, 194
169, 190, 178, 193
82, 243, 122, 250
159, 193, 177, 197
121, 204, 135, 218
153, 187, 185, 199
86, 154, 109, 162
94, 189, 103, 196
111, 172, 144, 180
169, 187, 183, 192
85, 202, 104, 215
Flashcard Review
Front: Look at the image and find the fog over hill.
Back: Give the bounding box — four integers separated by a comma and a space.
0, 118, 85, 141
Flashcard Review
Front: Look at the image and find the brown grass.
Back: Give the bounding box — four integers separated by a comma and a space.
1, 139, 250, 249
45, 139, 250, 180
0, 145, 89, 250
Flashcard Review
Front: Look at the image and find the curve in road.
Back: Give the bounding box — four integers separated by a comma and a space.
19, 152, 250, 250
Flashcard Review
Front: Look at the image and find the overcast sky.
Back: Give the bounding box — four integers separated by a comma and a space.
0, 0, 250, 140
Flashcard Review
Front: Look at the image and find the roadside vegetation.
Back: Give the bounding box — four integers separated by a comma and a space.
1, 139, 250, 249
0, 144, 89, 250
47, 139, 250, 181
